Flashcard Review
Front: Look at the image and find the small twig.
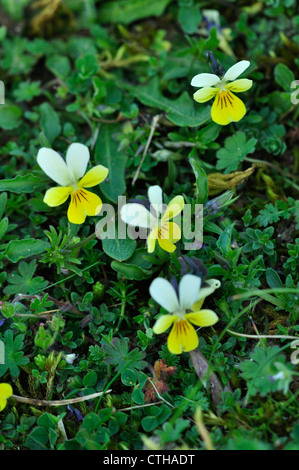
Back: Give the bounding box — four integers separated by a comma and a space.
11, 389, 112, 407
227, 329, 299, 341
194, 407, 214, 451
132, 114, 161, 186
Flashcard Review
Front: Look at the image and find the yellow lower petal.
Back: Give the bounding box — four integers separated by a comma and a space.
185, 309, 218, 327
211, 90, 246, 125
44, 186, 73, 207
78, 165, 109, 188
167, 319, 199, 354
159, 221, 181, 242
67, 189, 102, 224
158, 237, 177, 253
147, 226, 158, 253
153, 315, 178, 334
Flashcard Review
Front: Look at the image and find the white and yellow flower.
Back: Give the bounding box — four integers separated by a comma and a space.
37, 143, 108, 224
150, 275, 220, 354
191, 60, 252, 125
120, 185, 184, 253
0, 383, 13, 411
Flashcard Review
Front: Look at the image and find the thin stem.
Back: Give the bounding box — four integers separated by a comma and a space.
11, 390, 112, 407
227, 329, 299, 341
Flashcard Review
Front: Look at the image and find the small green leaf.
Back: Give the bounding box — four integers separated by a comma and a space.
274, 63, 295, 92
40, 103, 61, 144
4, 239, 50, 263
0, 105, 22, 130
102, 230, 136, 261
189, 157, 208, 203
98, 0, 172, 24
216, 131, 257, 173
95, 123, 127, 203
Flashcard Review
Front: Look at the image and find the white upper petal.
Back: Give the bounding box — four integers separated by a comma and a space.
120, 203, 155, 228
223, 60, 250, 81
66, 143, 90, 182
148, 185, 163, 217
37, 148, 73, 186
149, 278, 180, 313
191, 73, 220, 88
179, 274, 201, 311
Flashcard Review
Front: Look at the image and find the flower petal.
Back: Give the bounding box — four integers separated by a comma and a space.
153, 314, 178, 334
196, 279, 221, 302
185, 309, 218, 327
0, 397, 7, 411
226, 79, 253, 93
223, 60, 250, 81
147, 226, 159, 253
179, 274, 201, 311
37, 148, 73, 186
158, 237, 177, 253
149, 277, 180, 313
190, 299, 205, 312
78, 165, 109, 188
191, 73, 220, 88
43, 186, 73, 207
67, 189, 102, 224
67, 195, 86, 224
78, 189, 103, 216
0, 383, 13, 399
121, 203, 154, 229
167, 320, 199, 354
148, 185, 163, 207
211, 90, 246, 125
66, 143, 90, 181
193, 87, 219, 103
160, 221, 181, 242
161, 195, 184, 223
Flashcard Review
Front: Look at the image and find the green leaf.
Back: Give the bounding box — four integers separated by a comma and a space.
83, 371, 97, 387
46, 55, 71, 79
0, 105, 22, 130
3, 259, 48, 295
266, 268, 284, 289
98, 0, 172, 24
0, 217, 8, 240
216, 131, 257, 173
102, 230, 136, 261
0, 329, 29, 378
0, 173, 47, 194
274, 63, 295, 92
39, 103, 61, 144
4, 239, 50, 263
124, 77, 211, 127
178, 1, 202, 34
94, 123, 127, 203
24, 427, 49, 451
189, 157, 208, 203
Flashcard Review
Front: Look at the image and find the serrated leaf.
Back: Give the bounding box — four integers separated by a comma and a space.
0, 173, 47, 193
216, 131, 257, 173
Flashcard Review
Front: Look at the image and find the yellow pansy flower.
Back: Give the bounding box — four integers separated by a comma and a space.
120, 185, 184, 253
0, 383, 13, 411
37, 143, 108, 224
150, 275, 220, 354
191, 60, 253, 125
